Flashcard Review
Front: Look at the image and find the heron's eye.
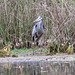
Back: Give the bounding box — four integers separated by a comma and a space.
35, 25, 37, 28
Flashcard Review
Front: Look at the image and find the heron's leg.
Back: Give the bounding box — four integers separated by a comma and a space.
33, 36, 35, 42
36, 33, 43, 42
35, 33, 39, 46
32, 36, 35, 55
35, 32, 38, 38
36, 33, 43, 46
36, 41, 39, 46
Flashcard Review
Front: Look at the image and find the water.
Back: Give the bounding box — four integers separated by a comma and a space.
0, 59, 75, 75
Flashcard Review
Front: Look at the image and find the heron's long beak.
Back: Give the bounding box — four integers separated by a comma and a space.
33, 18, 41, 23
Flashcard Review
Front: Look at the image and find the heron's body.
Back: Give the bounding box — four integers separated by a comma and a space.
32, 21, 44, 37
32, 16, 44, 45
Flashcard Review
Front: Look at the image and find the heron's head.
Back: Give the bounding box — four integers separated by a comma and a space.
33, 16, 42, 23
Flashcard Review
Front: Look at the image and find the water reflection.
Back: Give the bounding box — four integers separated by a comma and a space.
0, 61, 75, 75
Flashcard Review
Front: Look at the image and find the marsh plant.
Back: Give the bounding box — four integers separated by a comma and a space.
0, 0, 75, 53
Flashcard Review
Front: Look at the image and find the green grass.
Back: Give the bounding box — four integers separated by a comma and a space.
0, 0, 4, 2
11, 48, 68, 56
11, 48, 48, 56
72, 0, 75, 1
11, 48, 33, 55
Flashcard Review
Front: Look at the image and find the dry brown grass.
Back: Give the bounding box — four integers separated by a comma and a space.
0, 0, 75, 52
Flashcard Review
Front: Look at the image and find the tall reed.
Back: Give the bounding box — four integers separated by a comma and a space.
0, 0, 75, 49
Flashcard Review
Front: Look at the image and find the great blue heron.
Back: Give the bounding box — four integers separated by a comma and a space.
32, 16, 44, 46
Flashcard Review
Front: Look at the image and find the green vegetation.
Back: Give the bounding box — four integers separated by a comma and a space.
11, 48, 33, 55
0, 0, 4, 2
11, 48, 46, 54
11, 47, 75, 56
11, 48, 53, 56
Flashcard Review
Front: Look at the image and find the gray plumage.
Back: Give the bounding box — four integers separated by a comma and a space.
32, 16, 44, 45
